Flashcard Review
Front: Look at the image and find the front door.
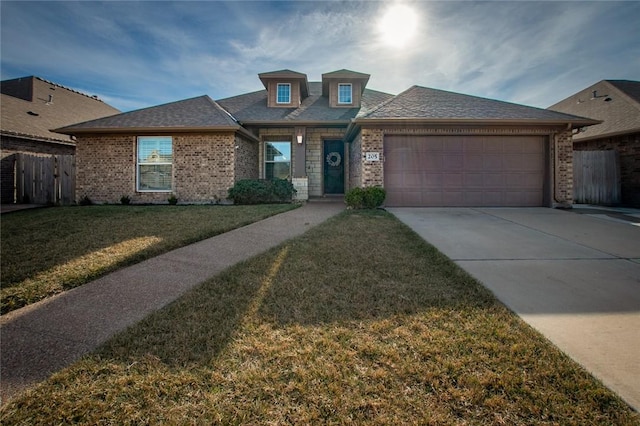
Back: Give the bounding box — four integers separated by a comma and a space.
324, 140, 344, 194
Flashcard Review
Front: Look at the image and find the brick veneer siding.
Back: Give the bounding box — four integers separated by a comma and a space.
359, 128, 384, 187
76, 132, 252, 204
553, 129, 574, 205
354, 126, 575, 206
574, 132, 640, 207
234, 133, 259, 182
76, 135, 134, 203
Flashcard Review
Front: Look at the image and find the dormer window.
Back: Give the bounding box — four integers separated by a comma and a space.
277, 83, 291, 104
338, 83, 352, 104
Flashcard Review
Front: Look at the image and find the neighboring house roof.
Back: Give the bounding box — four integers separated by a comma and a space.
55, 95, 254, 138
359, 85, 598, 126
1, 76, 120, 144
217, 81, 394, 125
548, 80, 640, 141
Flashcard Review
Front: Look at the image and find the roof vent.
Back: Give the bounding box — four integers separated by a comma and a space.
27, 111, 39, 116
47, 94, 53, 104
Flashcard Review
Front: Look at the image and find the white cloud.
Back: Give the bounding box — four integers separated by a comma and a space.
2, 1, 638, 111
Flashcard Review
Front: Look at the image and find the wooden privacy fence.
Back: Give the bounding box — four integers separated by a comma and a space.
15, 153, 75, 205
573, 150, 620, 205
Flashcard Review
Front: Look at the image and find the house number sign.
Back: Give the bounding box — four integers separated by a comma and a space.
365, 152, 380, 161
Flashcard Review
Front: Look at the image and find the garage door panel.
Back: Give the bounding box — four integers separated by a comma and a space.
384, 135, 546, 207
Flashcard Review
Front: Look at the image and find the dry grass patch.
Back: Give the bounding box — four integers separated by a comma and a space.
1, 210, 637, 424
0, 204, 296, 313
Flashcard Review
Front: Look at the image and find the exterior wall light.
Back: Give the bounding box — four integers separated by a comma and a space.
297, 134, 303, 144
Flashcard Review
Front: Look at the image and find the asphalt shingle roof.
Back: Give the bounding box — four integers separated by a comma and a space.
362, 85, 596, 123
548, 80, 640, 140
216, 82, 394, 124
1, 76, 120, 142
56, 95, 239, 133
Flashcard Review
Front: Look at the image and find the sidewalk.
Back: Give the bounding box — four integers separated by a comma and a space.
0, 201, 345, 405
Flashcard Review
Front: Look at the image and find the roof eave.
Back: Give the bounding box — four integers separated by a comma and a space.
240, 120, 351, 127
1, 130, 75, 145
572, 127, 640, 143
54, 125, 243, 135
354, 117, 601, 128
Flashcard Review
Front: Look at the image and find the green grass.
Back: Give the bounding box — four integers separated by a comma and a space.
0, 204, 296, 314
1, 210, 637, 424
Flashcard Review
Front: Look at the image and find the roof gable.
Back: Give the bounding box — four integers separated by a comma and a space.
361, 85, 597, 125
322, 69, 370, 97
55, 95, 240, 134
548, 80, 640, 140
217, 82, 394, 124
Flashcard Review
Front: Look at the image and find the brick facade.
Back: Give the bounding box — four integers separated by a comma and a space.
573, 132, 640, 207
76, 132, 258, 204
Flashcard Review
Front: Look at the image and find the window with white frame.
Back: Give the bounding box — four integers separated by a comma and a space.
338, 83, 352, 104
276, 83, 291, 104
264, 141, 291, 180
137, 136, 172, 191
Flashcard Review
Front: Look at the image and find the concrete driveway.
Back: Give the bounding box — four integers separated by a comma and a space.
387, 207, 640, 412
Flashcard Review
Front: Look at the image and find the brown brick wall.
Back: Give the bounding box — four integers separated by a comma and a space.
76, 135, 136, 203
574, 132, 640, 207
174, 133, 236, 202
553, 129, 574, 205
360, 128, 384, 187
76, 132, 249, 204
234, 134, 259, 182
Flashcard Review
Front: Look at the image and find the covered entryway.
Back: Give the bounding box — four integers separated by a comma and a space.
384, 135, 547, 207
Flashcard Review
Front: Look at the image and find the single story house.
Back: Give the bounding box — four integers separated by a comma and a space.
548, 80, 640, 207
1, 76, 120, 204
56, 69, 597, 207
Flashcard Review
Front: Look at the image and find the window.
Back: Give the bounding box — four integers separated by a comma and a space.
276, 83, 291, 104
137, 136, 172, 191
338, 83, 352, 104
264, 141, 291, 180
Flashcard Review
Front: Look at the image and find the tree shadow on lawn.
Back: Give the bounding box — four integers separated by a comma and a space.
6, 211, 636, 423
98, 211, 498, 367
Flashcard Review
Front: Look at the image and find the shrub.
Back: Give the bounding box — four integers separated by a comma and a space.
167, 194, 178, 205
345, 186, 386, 209
363, 186, 386, 209
228, 179, 296, 204
344, 187, 365, 209
120, 195, 131, 205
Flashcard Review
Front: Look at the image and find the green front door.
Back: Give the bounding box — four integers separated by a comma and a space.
324, 140, 344, 194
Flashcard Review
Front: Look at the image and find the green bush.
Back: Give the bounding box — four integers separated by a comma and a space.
120, 195, 131, 205
167, 194, 178, 205
228, 179, 296, 204
344, 187, 365, 209
345, 186, 386, 209
363, 186, 386, 209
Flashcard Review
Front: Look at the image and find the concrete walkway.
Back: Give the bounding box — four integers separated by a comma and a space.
388, 206, 640, 412
0, 201, 344, 405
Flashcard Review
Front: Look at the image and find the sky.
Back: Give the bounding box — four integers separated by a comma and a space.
1, 1, 639, 112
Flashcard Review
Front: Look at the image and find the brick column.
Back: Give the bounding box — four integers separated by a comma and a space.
360, 128, 384, 187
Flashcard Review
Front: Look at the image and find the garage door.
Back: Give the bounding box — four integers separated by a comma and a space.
384, 135, 546, 207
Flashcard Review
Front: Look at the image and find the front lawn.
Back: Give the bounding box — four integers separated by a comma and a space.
1, 210, 636, 424
0, 204, 296, 314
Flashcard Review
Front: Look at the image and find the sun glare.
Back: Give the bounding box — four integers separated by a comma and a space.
378, 4, 419, 47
